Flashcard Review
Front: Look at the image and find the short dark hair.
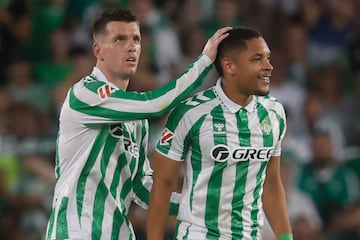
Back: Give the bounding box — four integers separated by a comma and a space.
92, 8, 138, 39
214, 27, 263, 76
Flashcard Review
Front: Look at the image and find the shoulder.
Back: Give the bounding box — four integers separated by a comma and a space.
70, 75, 115, 105
170, 88, 217, 117
81, 75, 112, 95
257, 95, 286, 117
257, 95, 284, 107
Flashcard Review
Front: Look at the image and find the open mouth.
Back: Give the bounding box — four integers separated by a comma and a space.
260, 76, 270, 83
126, 57, 137, 63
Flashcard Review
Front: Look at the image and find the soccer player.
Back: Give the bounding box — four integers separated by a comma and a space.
45, 8, 231, 240
147, 27, 293, 240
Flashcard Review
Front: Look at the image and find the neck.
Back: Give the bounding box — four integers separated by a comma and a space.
221, 78, 253, 106
97, 65, 129, 90
109, 78, 129, 90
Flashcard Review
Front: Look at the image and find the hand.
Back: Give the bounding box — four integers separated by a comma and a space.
202, 26, 232, 62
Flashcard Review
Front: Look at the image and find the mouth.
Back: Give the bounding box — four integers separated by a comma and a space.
126, 57, 137, 64
259, 76, 270, 83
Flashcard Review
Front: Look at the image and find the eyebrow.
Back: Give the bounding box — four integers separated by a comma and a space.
113, 33, 141, 39
252, 52, 271, 58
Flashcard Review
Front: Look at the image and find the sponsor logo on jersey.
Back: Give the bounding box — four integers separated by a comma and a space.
109, 124, 139, 157
211, 145, 230, 161
160, 128, 174, 145
214, 123, 225, 134
124, 138, 139, 157
210, 145, 273, 162
97, 84, 115, 99
110, 124, 123, 137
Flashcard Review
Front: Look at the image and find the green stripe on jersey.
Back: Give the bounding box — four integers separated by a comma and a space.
76, 128, 108, 220
92, 181, 110, 239
205, 105, 227, 239
271, 109, 286, 141
70, 58, 214, 121
91, 132, 118, 239
69, 88, 150, 120
133, 119, 151, 204
82, 78, 106, 93
187, 115, 207, 211
47, 207, 55, 239
250, 103, 273, 239
158, 92, 287, 240
56, 197, 69, 239
231, 109, 250, 239
110, 152, 127, 199
158, 88, 216, 156
171, 89, 215, 131
257, 103, 274, 147
111, 208, 124, 239
55, 135, 60, 180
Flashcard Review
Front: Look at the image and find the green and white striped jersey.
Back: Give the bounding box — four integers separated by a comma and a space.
156, 79, 287, 240
46, 54, 213, 240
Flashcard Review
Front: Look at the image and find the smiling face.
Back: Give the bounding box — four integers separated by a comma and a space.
93, 21, 141, 83
221, 37, 273, 104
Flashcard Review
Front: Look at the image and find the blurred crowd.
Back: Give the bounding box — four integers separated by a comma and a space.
0, 0, 359, 239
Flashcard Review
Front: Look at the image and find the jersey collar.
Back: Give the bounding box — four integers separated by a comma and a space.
90, 67, 119, 90
214, 78, 256, 114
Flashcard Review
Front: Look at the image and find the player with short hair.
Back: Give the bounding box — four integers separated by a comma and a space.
147, 27, 293, 240
45, 8, 231, 240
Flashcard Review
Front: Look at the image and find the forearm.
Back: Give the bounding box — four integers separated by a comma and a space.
263, 178, 292, 237
146, 180, 173, 240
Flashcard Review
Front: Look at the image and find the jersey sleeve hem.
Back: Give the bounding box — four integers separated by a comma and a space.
156, 149, 183, 162
200, 53, 212, 65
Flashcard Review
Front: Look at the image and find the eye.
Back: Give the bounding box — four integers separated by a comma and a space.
133, 36, 141, 43
115, 36, 126, 42
252, 56, 262, 61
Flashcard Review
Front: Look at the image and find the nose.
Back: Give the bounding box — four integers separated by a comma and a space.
265, 59, 273, 71
127, 40, 137, 52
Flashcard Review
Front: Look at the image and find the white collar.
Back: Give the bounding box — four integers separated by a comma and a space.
214, 78, 256, 113
90, 67, 119, 90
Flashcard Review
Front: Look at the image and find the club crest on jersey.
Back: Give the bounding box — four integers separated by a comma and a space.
260, 119, 272, 135
97, 84, 115, 99
160, 128, 174, 145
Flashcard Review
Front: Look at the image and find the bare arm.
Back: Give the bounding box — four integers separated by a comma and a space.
146, 151, 183, 240
262, 156, 292, 238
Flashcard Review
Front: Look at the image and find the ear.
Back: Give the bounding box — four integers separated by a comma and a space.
221, 58, 235, 76
93, 42, 104, 61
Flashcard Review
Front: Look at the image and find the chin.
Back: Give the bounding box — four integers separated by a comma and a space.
126, 69, 137, 77
255, 89, 270, 96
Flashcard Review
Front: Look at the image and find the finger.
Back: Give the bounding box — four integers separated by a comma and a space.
216, 26, 233, 35
212, 26, 232, 38
209, 27, 232, 43
214, 32, 229, 44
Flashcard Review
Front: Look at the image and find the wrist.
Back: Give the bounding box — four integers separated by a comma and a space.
277, 233, 293, 240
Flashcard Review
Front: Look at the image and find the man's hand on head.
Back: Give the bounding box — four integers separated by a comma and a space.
202, 26, 232, 62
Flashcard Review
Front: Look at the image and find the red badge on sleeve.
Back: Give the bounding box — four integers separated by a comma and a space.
160, 128, 174, 145
97, 84, 112, 99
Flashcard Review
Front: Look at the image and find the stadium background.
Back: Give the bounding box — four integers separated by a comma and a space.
0, 0, 359, 239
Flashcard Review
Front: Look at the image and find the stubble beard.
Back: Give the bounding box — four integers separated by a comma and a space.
254, 89, 270, 96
